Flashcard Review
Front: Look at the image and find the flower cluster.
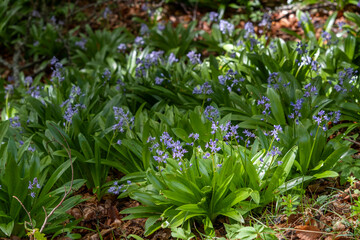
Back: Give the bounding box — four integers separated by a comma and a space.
244, 22, 254, 39
75, 38, 87, 50
297, 55, 320, 71
257, 96, 271, 120
187, 51, 202, 65
313, 110, 341, 130
193, 82, 213, 95
117, 43, 127, 52
218, 69, 244, 93
135, 50, 164, 77
24, 76, 33, 87
295, 41, 308, 55
168, 53, 178, 65
333, 68, 358, 93
288, 98, 304, 124
267, 72, 289, 89
112, 107, 134, 133
60, 86, 85, 125
9, 116, 21, 128
259, 13, 271, 30
303, 83, 318, 97
204, 106, 219, 121
134, 36, 145, 46
209, 12, 219, 22
268, 146, 282, 157
205, 139, 221, 153
219, 20, 234, 35
50, 57, 65, 83
270, 125, 282, 141
28, 177, 41, 198
108, 180, 131, 195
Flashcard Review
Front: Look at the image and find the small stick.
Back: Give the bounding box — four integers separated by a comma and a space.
12, 196, 34, 229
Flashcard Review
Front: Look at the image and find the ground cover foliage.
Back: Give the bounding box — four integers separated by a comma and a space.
1, 0, 360, 239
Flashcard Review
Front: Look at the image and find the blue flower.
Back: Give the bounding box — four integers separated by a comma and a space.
117, 43, 127, 52
219, 20, 234, 35
204, 106, 219, 121
187, 51, 202, 64
209, 12, 219, 22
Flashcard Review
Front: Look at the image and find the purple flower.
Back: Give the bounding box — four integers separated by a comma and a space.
50, 57, 64, 83
219, 20, 235, 35
9, 116, 21, 128
209, 12, 219, 22
103, 7, 112, 19
270, 125, 282, 141
259, 13, 271, 29
244, 22, 254, 38
204, 106, 219, 121
187, 51, 202, 64
75, 38, 87, 50
193, 82, 213, 95
206, 139, 221, 153
321, 31, 332, 44
158, 23, 165, 31
140, 23, 149, 35
168, 53, 178, 65
112, 107, 134, 132
134, 36, 145, 45
189, 133, 199, 141
295, 42, 308, 55
24, 76, 33, 86
155, 76, 164, 85
117, 140, 122, 145
117, 43, 127, 52
268, 146, 281, 156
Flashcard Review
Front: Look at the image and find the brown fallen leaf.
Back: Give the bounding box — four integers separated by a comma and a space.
295, 225, 322, 240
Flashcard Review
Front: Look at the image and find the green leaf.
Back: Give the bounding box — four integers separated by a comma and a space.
0, 221, 14, 237
267, 88, 286, 125
313, 171, 339, 179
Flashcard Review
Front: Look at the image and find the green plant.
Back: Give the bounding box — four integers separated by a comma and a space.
280, 194, 300, 217
224, 223, 277, 240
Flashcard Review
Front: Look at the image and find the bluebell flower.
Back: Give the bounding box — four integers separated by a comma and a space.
219, 20, 234, 35
244, 22, 254, 38
321, 31, 332, 45
117, 43, 127, 52
203, 152, 210, 159
140, 23, 149, 35
9, 116, 21, 128
75, 38, 87, 50
112, 107, 134, 132
295, 42, 308, 55
103, 7, 112, 19
158, 23, 165, 31
204, 106, 219, 121
188, 133, 199, 141
268, 146, 281, 156
187, 51, 202, 64
206, 139, 221, 153
257, 96, 271, 119
155, 76, 164, 85
193, 82, 213, 95
211, 121, 218, 134
209, 12, 219, 22
259, 13, 271, 29
270, 125, 282, 141
24, 76, 33, 86
134, 36, 145, 45
50, 57, 64, 83
168, 53, 178, 65
117, 140, 122, 145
